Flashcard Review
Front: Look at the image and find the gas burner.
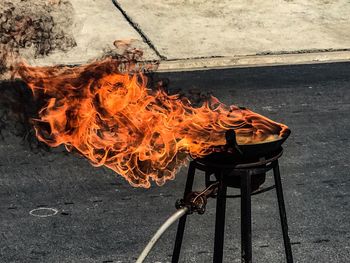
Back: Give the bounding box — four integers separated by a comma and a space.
172, 129, 294, 263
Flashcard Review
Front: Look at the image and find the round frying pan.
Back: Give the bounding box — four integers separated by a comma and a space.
197, 128, 291, 164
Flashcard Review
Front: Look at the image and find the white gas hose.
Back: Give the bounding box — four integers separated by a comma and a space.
136, 207, 189, 263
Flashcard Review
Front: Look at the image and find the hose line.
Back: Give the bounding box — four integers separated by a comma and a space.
136, 207, 189, 263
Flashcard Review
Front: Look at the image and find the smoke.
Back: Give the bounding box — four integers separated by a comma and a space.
0, 0, 76, 77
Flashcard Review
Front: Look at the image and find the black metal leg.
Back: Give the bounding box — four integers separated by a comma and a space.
205, 170, 212, 187
241, 173, 252, 263
273, 161, 294, 263
213, 171, 227, 263
172, 161, 196, 263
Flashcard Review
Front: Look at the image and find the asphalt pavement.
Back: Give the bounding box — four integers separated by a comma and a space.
0, 62, 350, 262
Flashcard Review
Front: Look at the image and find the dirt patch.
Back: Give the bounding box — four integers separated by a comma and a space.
0, 0, 76, 77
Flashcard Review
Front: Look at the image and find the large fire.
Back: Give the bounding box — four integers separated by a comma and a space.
16, 57, 288, 188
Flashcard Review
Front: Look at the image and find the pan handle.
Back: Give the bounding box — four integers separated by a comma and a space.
225, 129, 243, 155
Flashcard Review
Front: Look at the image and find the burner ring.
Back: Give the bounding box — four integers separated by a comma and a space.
194, 147, 283, 170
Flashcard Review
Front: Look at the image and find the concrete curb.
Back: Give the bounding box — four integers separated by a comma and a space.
157, 51, 350, 72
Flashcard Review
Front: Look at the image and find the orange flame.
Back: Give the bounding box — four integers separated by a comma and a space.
16, 58, 288, 188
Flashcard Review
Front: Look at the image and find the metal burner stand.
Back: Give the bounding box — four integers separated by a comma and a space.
172, 147, 293, 263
